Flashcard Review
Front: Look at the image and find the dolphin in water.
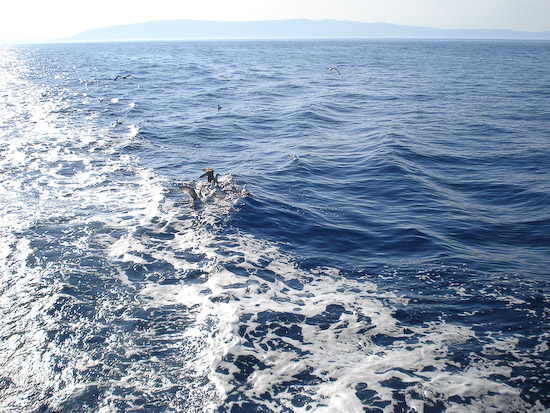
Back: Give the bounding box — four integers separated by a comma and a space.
179, 185, 199, 201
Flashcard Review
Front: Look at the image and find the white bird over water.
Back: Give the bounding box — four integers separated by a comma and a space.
326, 66, 341, 75
114, 74, 135, 81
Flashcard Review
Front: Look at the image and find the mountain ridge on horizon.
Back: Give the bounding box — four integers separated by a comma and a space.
67, 19, 550, 42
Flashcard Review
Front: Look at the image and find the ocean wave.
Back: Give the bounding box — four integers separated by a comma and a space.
1, 41, 549, 412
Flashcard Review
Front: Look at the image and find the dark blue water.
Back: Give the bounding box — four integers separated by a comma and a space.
0, 40, 549, 412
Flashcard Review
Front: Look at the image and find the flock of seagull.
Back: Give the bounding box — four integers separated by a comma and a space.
113, 64, 340, 113
112, 64, 341, 203
114, 66, 340, 82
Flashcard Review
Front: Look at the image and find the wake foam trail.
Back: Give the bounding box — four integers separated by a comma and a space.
137, 222, 535, 412
0, 47, 220, 412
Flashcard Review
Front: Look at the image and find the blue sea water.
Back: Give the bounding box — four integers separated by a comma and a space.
0, 39, 549, 412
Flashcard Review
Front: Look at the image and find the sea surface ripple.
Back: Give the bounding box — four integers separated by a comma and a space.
0, 40, 549, 412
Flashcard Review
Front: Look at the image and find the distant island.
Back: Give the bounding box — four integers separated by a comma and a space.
67, 19, 550, 42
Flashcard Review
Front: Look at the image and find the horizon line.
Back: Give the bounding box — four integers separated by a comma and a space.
3, 18, 550, 44
79, 17, 550, 34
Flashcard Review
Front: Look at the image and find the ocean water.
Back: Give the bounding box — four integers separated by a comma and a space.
0, 39, 549, 412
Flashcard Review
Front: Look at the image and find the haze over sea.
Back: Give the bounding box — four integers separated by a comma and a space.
1, 40, 549, 412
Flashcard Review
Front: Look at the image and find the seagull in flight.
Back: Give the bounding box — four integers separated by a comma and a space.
217, 104, 222, 111
114, 74, 135, 81
221, 74, 233, 81
326, 66, 341, 75
200, 168, 219, 184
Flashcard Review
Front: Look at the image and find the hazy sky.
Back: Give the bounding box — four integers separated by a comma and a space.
2, 0, 550, 42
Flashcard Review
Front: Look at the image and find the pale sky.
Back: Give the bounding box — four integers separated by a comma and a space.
2, 0, 550, 42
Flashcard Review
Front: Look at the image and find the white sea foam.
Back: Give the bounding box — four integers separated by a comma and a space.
0, 48, 209, 411
132, 219, 531, 412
